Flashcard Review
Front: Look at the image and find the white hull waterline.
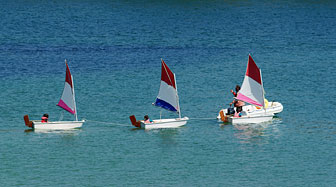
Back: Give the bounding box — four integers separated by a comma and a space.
228, 114, 274, 124
32, 120, 85, 130
141, 117, 189, 129
217, 101, 283, 120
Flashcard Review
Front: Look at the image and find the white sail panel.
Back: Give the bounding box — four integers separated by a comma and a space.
58, 82, 75, 114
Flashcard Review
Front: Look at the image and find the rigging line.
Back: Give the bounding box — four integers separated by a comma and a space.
84, 119, 130, 127
189, 118, 216, 120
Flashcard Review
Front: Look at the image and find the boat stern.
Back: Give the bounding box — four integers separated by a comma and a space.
219, 110, 229, 122
24, 115, 33, 128
129, 115, 141, 128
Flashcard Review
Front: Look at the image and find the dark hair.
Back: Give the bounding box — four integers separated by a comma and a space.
43, 113, 49, 118
236, 107, 242, 113
235, 85, 241, 92
144, 115, 149, 120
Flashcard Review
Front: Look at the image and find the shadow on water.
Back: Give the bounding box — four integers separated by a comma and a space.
24, 129, 34, 133
219, 122, 230, 128
130, 127, 142, 131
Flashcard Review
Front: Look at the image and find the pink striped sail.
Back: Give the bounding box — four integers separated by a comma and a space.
153, 59, 179, 113
236, 55, 265, 107
57, 61, 76, 114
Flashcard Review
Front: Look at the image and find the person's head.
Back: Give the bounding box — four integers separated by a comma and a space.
144, 115, 149, 120
235, 85, 241, 92
43, 113, 49, 118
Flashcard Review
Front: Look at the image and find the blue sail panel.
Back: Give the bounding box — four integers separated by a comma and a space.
154, 98, 177, 112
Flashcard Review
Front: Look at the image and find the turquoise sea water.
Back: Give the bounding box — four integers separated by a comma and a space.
1, 1, 336, 186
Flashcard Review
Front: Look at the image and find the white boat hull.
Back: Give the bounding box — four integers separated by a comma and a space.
32, 120, 85, 130
217, 101, 283, 120
228, 114, 274, 124
141, 117, 189, 129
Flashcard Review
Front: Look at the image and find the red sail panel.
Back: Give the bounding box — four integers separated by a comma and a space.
161, 59, 176, 89
65, 62, 73, 88
246, 55, 262, 85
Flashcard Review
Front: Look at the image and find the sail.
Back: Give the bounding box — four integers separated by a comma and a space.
236, 55, 265, 107
154, 59, 179, 113
57, 61, 76, 114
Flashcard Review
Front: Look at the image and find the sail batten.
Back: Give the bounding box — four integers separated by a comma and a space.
236, 55, 265, 107
154, 59, 179, 113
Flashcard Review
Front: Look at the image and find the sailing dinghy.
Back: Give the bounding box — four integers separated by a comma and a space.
217, 101, 283, 121
130, 59, 189, 129
24, 60, 85, 130
218, 55, 280, 124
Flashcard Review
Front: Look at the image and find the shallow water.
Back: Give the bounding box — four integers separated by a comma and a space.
0, 1, 335, 186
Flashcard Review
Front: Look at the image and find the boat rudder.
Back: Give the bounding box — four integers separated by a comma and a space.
219, 110, 228, 122
129, 115, 141, 128
23, 115, 33, 128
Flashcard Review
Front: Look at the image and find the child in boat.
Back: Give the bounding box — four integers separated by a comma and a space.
41, 113, 49, 123
144, 115, 153, 124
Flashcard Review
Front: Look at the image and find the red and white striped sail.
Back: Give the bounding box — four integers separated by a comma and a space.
57, 61, 76, 115
236, 55, 265, 107
154, 59, 179, 113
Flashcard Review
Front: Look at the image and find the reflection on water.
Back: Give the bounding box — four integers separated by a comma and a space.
219, 122, 230, 128
147, 128, 183, 145
24, 128, 82, 135
24, 129, 34, 133
232, 119, 282, 144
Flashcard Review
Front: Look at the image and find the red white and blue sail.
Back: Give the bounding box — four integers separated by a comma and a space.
154, 59, 179, 113
57, 61, 76, 115
236, 55, 265, 107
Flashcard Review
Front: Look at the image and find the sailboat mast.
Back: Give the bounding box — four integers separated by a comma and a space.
71, 74, 78, 121
174, 73, 181, 119
260, 69, 266, 111
160, 110, 162, 120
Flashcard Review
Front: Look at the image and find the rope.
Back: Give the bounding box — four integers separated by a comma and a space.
189, 117, 216, 120
85, 118, 216, 126
84, 119, 130, 127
